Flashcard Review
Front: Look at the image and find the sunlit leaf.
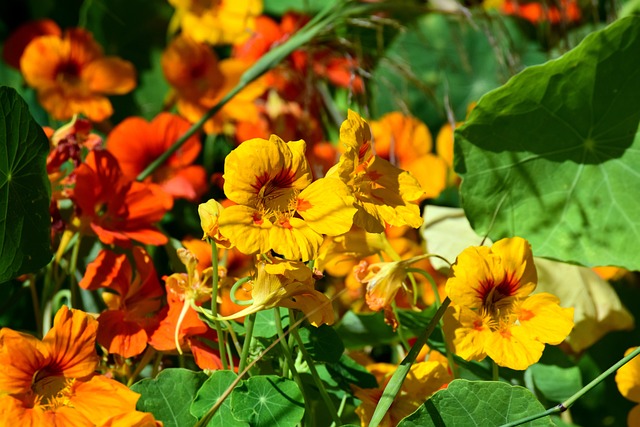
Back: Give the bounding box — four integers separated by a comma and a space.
191, 370, 248, 427
455, 16, 640, 269
335, 310, 396, 348
298, 324, 344, 363
0, 86, 51, 282
253, 308, 289, 338
132, 368, 207, 427
230, 375, 305, 427
398, 379, 553, 426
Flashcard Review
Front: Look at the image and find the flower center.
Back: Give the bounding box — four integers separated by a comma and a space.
31, 369, 75, 410
55, 60, 82, 86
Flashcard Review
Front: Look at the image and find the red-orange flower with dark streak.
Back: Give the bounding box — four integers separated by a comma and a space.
79, 247, 164, 358
73, 150, 173, 247
107, 112, 207, 201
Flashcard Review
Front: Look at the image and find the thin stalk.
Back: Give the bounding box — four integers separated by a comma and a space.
174, 299, 190, 355
27, 275, 42, 336
274, 309, 310, 423
230, 277, 252, 305
502, 345, 640, 427
238, 313, 256, 373
290, 310, 341, 426
369, 297, 451, 427
68, 235, 82, 309
208, 239, 228, 370
492, 359, 499, 381
330, 395, 348, 427
127, 347, 156, 386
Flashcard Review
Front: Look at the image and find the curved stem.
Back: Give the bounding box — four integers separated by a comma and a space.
208, 239, 228, 370
290, 310, 341, 426
174, 298, 190, 355
238, 313, 256, 373
502, 345, 640, 427
230, 277, 252, 305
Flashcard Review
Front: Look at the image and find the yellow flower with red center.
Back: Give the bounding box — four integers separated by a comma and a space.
168, 0, 262, 45
218, 135, 356, 261
20, 28, 136, 121
218, 260, 335, 326
0, 306, 155, 425
327, 110, 425, 233
443, 237, 575, 370
162, 34, 266, 134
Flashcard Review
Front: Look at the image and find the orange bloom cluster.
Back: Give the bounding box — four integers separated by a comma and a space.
501, 0, 581, 24
0, 306, 157, 426
11, 21, 136, 121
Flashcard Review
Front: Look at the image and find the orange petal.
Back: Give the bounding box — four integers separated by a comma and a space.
83, 57, 136, 94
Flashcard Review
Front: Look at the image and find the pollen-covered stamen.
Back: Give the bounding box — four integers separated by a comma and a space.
32, 369, 75, 409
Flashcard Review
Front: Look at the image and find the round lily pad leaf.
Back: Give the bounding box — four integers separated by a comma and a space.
455, 16, 640, 269
230, 375, 304, 427
0, 86, 52, 282
191, 370, 248, 427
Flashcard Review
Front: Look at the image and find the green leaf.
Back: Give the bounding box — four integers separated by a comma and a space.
528, 364, 583, 403
263, 0, 336, 16
131, 368, 207, 427
253, 308, 289, 338
191, 370, 248, 427
230, 375, 305, 427
326, 354, 378, 391
335, 310, 396, 348
398, 380, 553, 426
455, 16, 640, 269
0, 86, 52, 282
298, 324, 344, 363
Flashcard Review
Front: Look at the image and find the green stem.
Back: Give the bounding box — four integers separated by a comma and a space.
230, 277, 252, 305
290, 310, 342, 426
369, 297, 451, 427
27, 275, 42, 336
208, 239, 228, 370
68, 235, 82, 309
274, 309, 310, 423
502, 345, 640, 427
128, 347, 156, 386
238, 313, 256, 373
492, 359, 500, 381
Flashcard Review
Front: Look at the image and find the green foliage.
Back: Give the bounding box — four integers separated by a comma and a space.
253, 308, 290, 338
325, 354, 378, 391
230, 375, 305, 427
336, 310, 396, 348
398, 380, 553, 426
0, 86, 51, 283
131, 368, 207, 427
455, 16, 640, 269
527, 364, 583, 402
298, 324, 344, 363
191, 370, 248, 427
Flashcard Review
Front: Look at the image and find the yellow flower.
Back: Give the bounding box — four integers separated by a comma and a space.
326, 110, 425, 233
616, 347, 640, 426
168, 0, 262, 45
443, 237, 574, 370
198, 199, 232, 248
218, 261, 334, 326
354, 359, 452, 427
218, 135, 356, 261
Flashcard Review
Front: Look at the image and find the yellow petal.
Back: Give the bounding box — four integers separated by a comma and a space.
269, 217, 323, 262
485, 325, 545, 370
491, 237, 537, 298
615, 347, 640, 403
446, 246, 504, 309
516, 293, 574, 345
296, 177, 356, 236
443, 305, 490, 362
218, 205, 271, 256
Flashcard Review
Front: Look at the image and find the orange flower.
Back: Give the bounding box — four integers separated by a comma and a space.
162, 34, 265, 134
79, 247, 164, 358
73, 150, 173, 247
20, 28, 136, 121
501, 0, 581, 24
0, 306, 153, 425
3, 19, 61, 69
107, 112, 207, 201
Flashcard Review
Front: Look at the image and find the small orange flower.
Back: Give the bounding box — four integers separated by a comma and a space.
501, 0, 581, 24
615, 347, 640, 426
3, 19, 61, 69
73, 150, 173, 247
80, 247, 164, 358
162, 34, 265, 134
20, 28, 136, 121
107, 112, 207, 201
0, 306, 153, 425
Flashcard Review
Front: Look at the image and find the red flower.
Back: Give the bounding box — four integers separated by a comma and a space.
80, 247, 164, 358
73, 150, 173, 247
107, 113, 207, 201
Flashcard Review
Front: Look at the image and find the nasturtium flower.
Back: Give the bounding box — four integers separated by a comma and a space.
0, 306, 154, 425
79, 247, 164, 358
615, 347, 640, 426
162, 34, 265, 134
219, 261, 335, 326
107, 112, 207, 201
168, 0, 262, 45
443, 237, 574, 370
3, 19, 61, 69
73, 150, 173, 247
218, 135, 356, 261
326, 110, 425, 233
20, 27, 136, 121
354, 360, 452, 427
198, 199, 232, 247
